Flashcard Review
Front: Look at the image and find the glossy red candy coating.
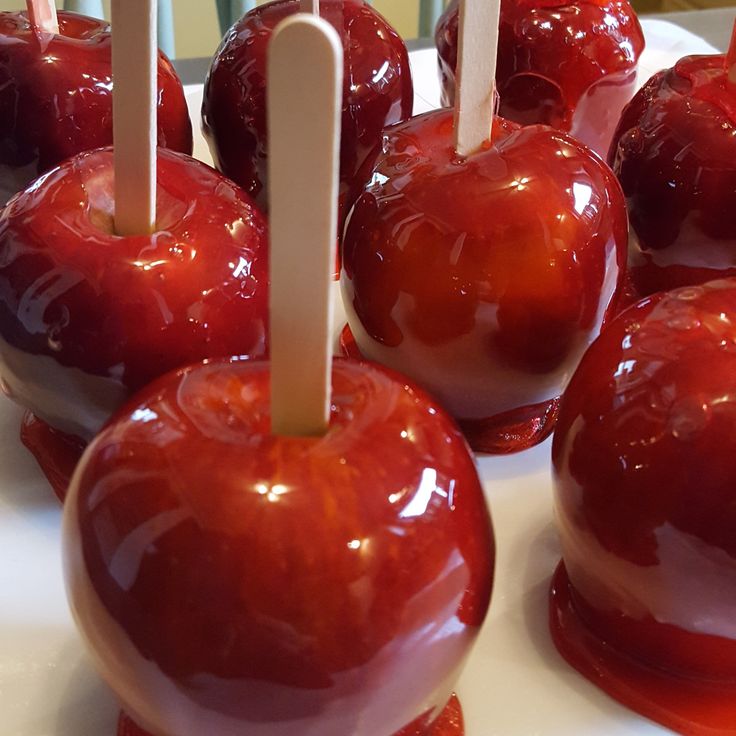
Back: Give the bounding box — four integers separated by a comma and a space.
0, 11, 192, 204
551, 279, 736, 734
202, 0, 413, 227
64, 358, 494, 736
0, 148, 268, 441
341, 109, 628, 454
435, 0, 644, 157
610, 55, 736, 300
118, 694, 464, 736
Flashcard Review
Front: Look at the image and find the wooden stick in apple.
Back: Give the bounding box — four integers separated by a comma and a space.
727, 21, 736, 84
267, 15, 342, 437
111, 0, 157, 236
301, 0, 320, 13
454, 0, 501, 156
25, 0, 58, 34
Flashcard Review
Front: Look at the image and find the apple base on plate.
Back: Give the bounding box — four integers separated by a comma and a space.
550, 563, 736, 736
339, 324, 559, 455
117, 695, 465, 736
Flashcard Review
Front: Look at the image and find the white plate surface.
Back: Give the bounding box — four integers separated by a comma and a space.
0, 20, 719, 736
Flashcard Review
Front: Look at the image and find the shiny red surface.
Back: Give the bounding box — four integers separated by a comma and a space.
0, 147, 268, 440
202, 0, 413, 227
435, 0, 644, 157
64, 358, 494, 736
20, 412, 83, 503
118, 694, 464, 736
0, 11, 192, 204
552, 279, 736, 733
341, 109, 627, 454
610, 55, 736, 300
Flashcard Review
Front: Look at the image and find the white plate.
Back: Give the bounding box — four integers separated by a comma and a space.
0, 20, 719, 736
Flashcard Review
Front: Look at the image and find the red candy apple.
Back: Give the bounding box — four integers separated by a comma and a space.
0, 10, 192, 205
0, 147, 268, 446
341, 109, 628, 454
435, 0, 644, 157
202, 0, 413, 227
63, 358, 494, 736
551, 279, 736, 735
610, 41, 736, 302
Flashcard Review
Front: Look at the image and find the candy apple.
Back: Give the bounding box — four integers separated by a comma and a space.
202, 0, 413, 227
435, 0, 644, 158
341, 109, 628, 454
551, 279, 736, 735
0, 10, 192, 205
0, 147, 268, 489
610, 48, 736, 302
63, 358, 495, 736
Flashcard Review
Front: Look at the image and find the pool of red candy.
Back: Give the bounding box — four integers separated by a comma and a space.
0, 10, 192, 202
20, 412, 83, 503
202, 0, 413, 227
610, 53, 736, 299
551, 280, 736, 734
435, 0, 644, 157
341, 109, 626, 454
117, 695, 464, 736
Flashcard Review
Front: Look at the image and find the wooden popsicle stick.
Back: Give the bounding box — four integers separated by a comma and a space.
26, 0, 59, 34
727, 21, 736, 84
268, 15, 342, 437
454, 0, 501, 157
111, 0, 157, 236
301, 0, 319, 13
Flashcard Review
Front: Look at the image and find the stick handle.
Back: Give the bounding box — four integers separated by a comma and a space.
112, 0, 157, 236
454, 0, 501, 157
26, 0, 58, 34
301, 0, 319, 13
268, 15, 342, 437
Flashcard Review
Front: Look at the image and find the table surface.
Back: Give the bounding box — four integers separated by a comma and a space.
173, 7, 733, 84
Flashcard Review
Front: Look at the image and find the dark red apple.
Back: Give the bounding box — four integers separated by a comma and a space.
610, 52, 736, 303
435, 0, 644, 157
341, 109, 628, 454
202, 0, 413, 228
0, 147, 269, 448
0, 10, 193, 205
551, 279, 736, 735
63, 358, 494, 736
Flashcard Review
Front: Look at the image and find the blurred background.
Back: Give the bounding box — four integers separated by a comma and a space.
0, 0, 730, 58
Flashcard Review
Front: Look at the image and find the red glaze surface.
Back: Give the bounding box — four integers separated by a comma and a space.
610, 55, 736, 300
64, 358, 494, 736
551, 279, 736, 733
20, 412, 83, 502
341, 109, 628, 454
0, 147, 269, 440
435, 0, 644, 157
118, 694, 464, 736
0, 11, 192, 204
202, 0, 413, 228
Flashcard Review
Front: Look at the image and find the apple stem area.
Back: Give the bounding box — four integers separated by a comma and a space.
26, 0, 58, 35
727, 21, 736, 84
453, 0, 500, 157
301, 0, 320, 13
267, 16, 342, 438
